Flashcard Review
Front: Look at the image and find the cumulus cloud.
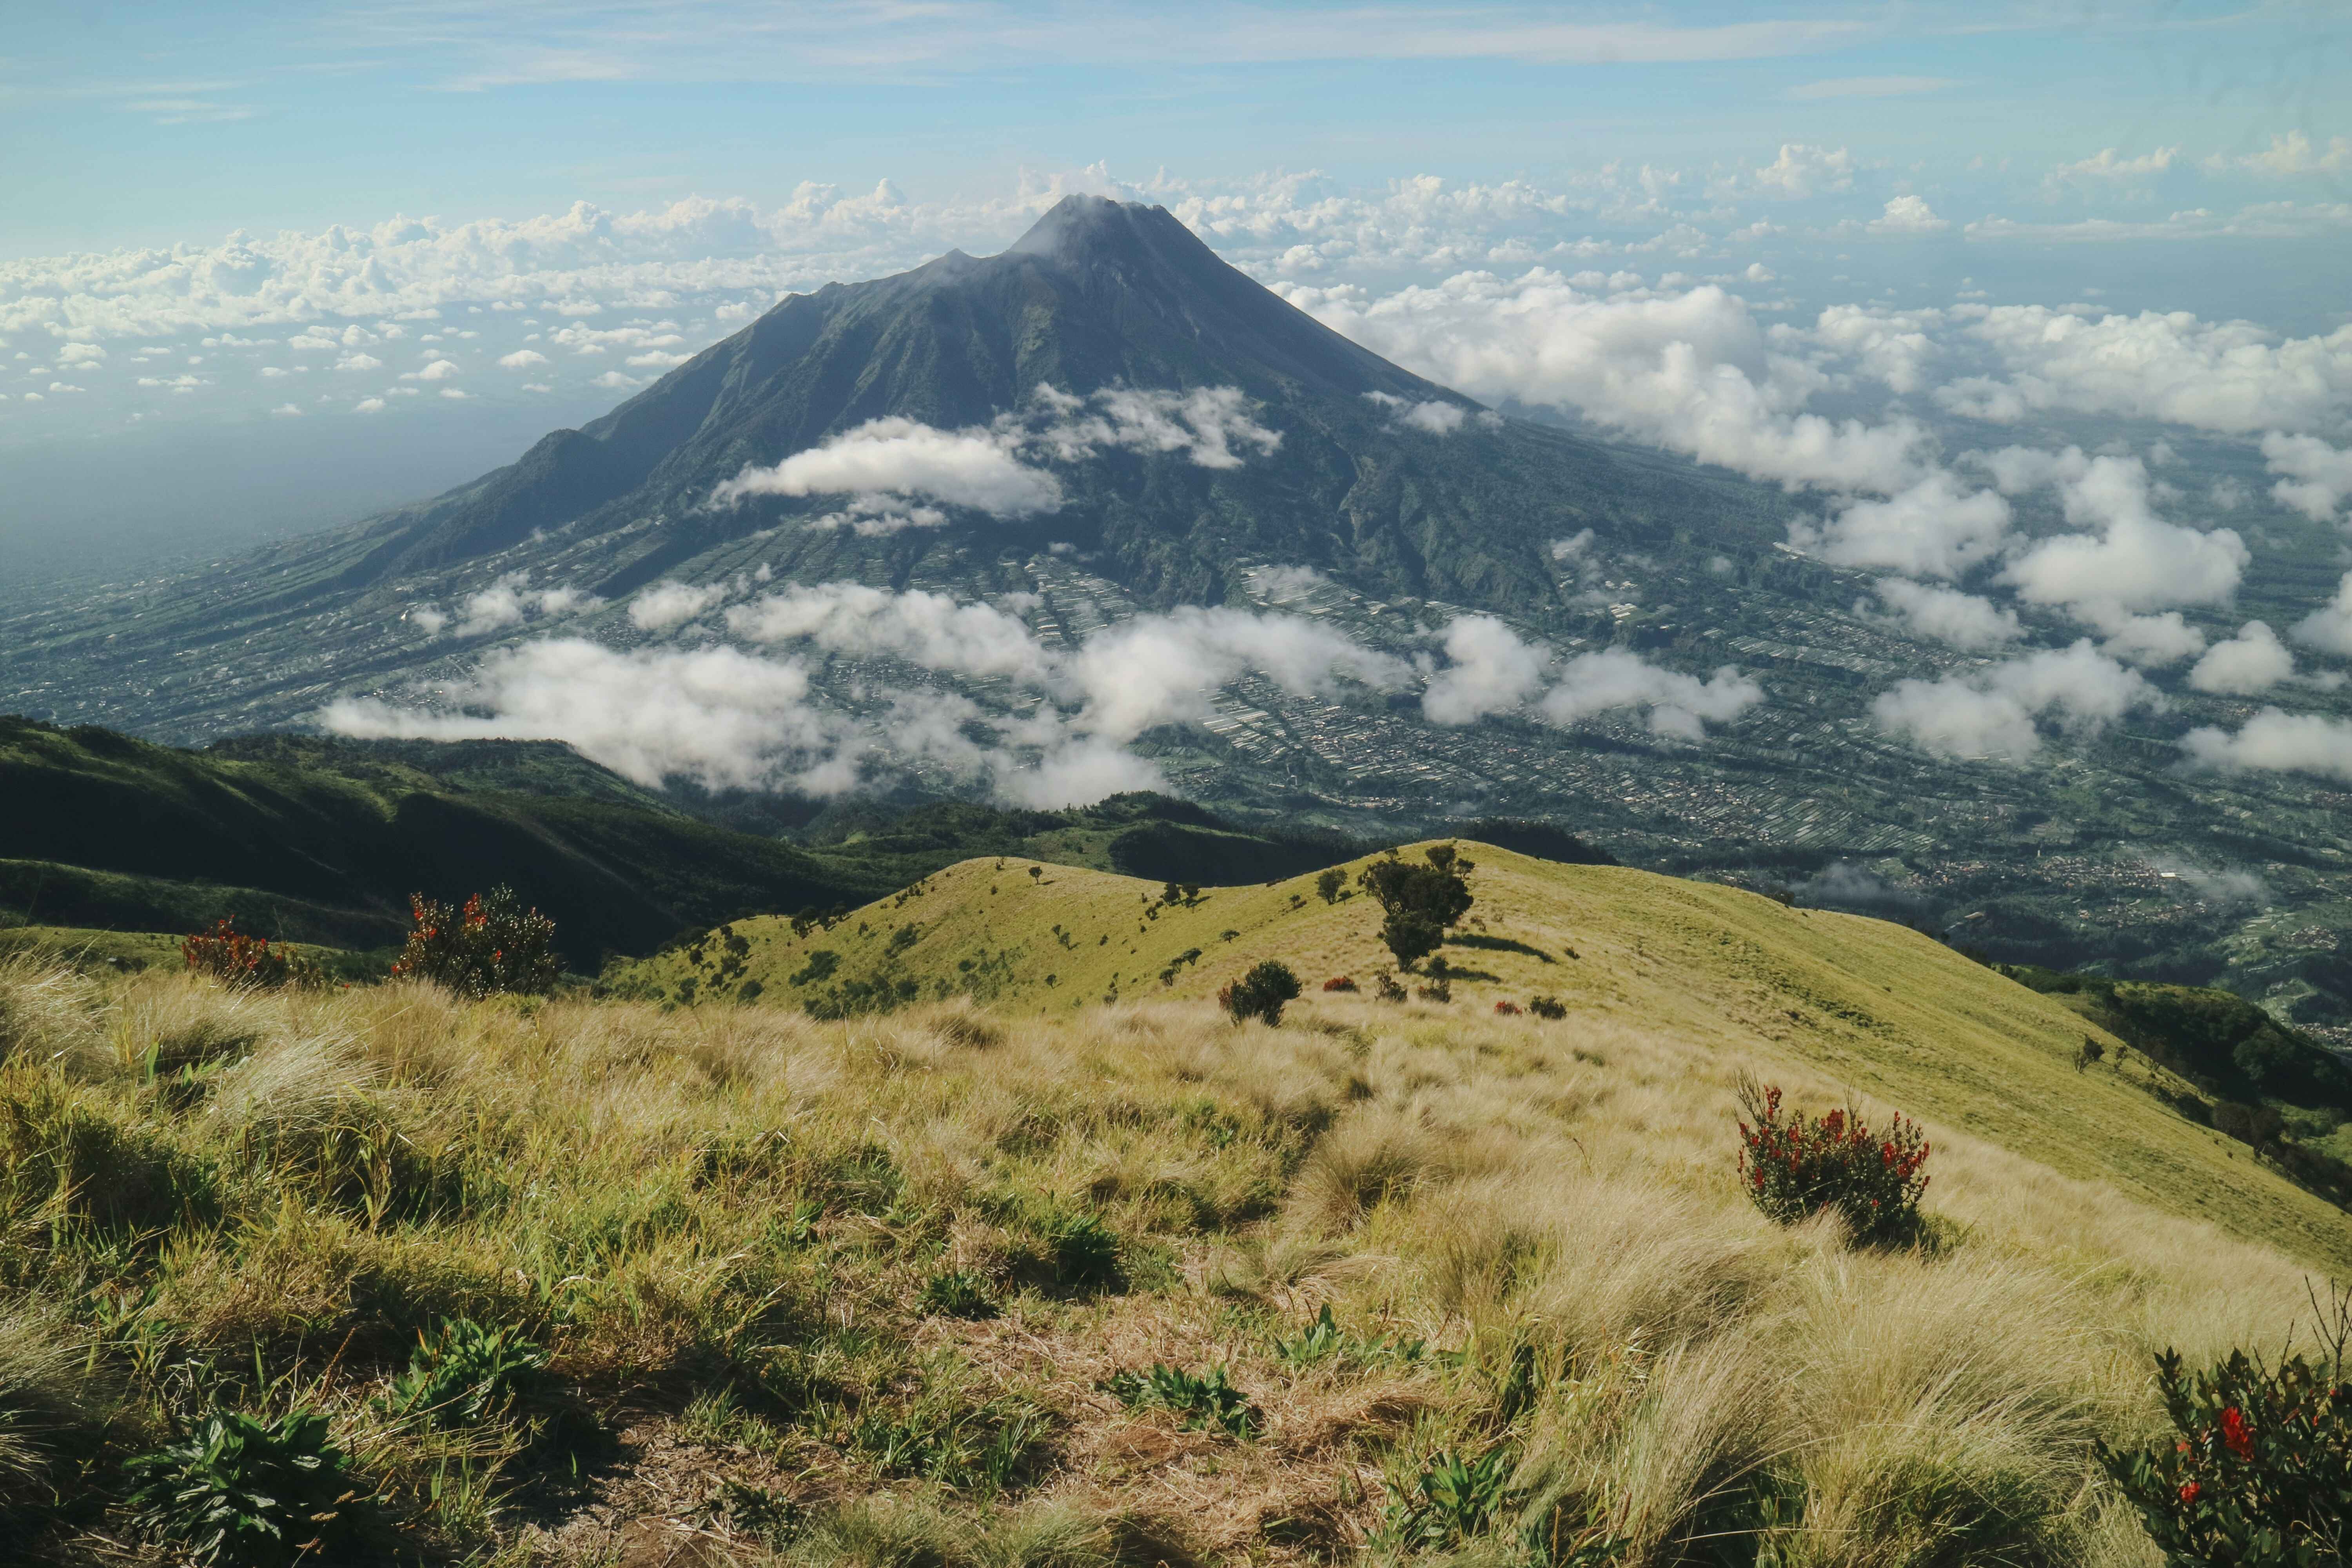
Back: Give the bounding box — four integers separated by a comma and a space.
1537, 648, 1762, 739
2228, 132, 2352, 177
497, 348, 550, 369
629, 579, 729, 631
2044, 146, 2178, 190
1866, 196, 1950, 234
1794, 473, 2011, 577
1421, 614, 1549, 722
708, 384, 1280, 524
729, 582, 1055, 683
1985, 450, 2247, 635
2181, 708, 2352, 784
2292, 572, 2352, 655
2189, 621, 2294, 695
1875, 578, 2021, 649
1067, 606, 1408, 742
2263, 432, 2352, 523
1748, 144, 1857, 198
1363, 390, 1474, 433
1942, 307, 2352, 435
1287, 270, 1925, 494
1872, 641, 2160, 761
406, 358, 460, 382
322, 641, 847, 792
438, 574, 603, 637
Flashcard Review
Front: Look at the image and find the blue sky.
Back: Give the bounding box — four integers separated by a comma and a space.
5, 2, 2346, 253
3, 2, 2350, 581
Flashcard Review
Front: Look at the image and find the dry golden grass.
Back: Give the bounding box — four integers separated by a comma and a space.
0, 948, 2336, 1566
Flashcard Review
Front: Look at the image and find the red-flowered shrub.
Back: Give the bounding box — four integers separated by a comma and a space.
1322, 976, 1359, 993
390, 887, 559, 1000
1494, 1000, 1522, 1016
182, 920, 320, 991
2098, 1315, 2352, 1568
1734, 1073, 1929, 1247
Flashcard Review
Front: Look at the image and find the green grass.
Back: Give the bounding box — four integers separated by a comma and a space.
616, 842, 2352, 1275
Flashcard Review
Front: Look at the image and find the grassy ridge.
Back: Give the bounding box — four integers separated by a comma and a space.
617, 844, 2352, 1274
0, 955, 2329, 1566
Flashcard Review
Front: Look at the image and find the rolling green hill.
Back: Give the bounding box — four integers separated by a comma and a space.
0, 717, 898, 967
615, 841, 2352, 1273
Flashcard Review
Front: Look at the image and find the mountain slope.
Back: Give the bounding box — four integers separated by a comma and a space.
610, 842, 2352, 1274
0, 718, 895, 964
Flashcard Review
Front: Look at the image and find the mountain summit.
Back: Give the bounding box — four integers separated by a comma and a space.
295, 196, 1760, 606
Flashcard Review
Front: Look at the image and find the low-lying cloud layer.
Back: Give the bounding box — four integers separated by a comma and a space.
707, 385, 1281, 532
328, 583, 1762, 804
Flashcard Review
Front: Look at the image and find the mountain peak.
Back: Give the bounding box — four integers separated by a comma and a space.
1001, 194, 1197, 267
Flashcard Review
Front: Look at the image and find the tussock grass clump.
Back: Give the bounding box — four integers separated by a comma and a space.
0, 951, 2331, 1564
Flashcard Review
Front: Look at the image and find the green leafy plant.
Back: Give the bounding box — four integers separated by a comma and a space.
1528, 995, 1568, 1020
2097, 1290, 2352, 1567
1316, 868, 1346, 904
1219, 960, 1302, 1026
125, 1408, 368, 1567
1273, 1303, 1347, 1366
1735, 1073, 1930, 1247
917, 1267, 998, 1319
1381, 1445, 1520, 1550
1358, 846, 1475, 972
1041, 1209, 1124, 1294
390, 886, 559, 998
1105, 1363, 1257, 1437
384, 1317, 549, 1429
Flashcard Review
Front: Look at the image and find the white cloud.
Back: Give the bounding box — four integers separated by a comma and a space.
1286, 270, 1925, 494
1068, 606, 1408, 742
1749, 144, 1857, 198
2189, 621, 2294, 695
405, 358, 460, 382
445, 574, 603, 637
2181, 708, 2352, 784
2292, 572, 2352, 655
629, 579, 729, 632
710, 385, 1280, 519
1875, 579, 2021, 650
1989, 451, 2247, 626
2229, 132, 2352, 177
729, 582, 1054, 683
321, 641, 848, 793
1535, 648, 1762, 740
1421, 614, 1549, 723
712, 415, 1062, 516
334, 352, 383, 372
353, 396, 387, 414
592, 370, 641, 388
2045, 147, 2178, 189
1364, 390, 1472, 433
269, 402, 304, 417
56, 342, 107, 365
1794, 473, 2011, 578
1944, 307, 2352, 436
1866, 196, 1950, 235
2262, 432, 2352, 523
497, 348, 550, 369
1871, 641, 2160, 761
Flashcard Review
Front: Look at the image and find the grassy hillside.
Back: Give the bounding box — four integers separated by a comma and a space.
615, 843, 2352, 1274
0, 719, 905, 966
0, 953, 2330, 1566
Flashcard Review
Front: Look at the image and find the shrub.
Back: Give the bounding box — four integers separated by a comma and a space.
917, 1268, 998, 1320
1316, 868, 1346, 904
1358, 849, 1475, 971
1322, 976, 1358, 993
1219, 960, 1301, 1026
2098, 1333, 2352, 1566
181, 922, 320, 991
1735, 1074, 1929, 1247
1415, 978, 1452, 1004
389, 887, 559, 999
1528, 995, 1567, 1020
383, 1317, 548, 1429
1105, 1363, 1256, 1438
1494, 1000, 1522, 1016
125, 1408, 370, 1567
1373, 969, 1408, 1003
